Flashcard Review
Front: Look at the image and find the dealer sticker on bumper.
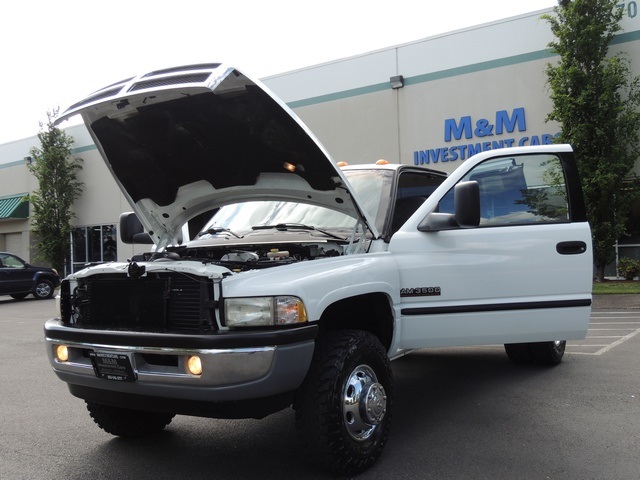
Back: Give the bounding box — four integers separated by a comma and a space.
89, 351, 137, 382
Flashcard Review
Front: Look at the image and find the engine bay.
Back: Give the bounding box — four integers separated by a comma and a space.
152, 240, 346, 273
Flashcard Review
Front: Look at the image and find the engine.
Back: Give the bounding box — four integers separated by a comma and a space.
165, 241, 344, 272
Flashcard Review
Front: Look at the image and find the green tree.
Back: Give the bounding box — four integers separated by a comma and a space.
29, 110, 83, 273
544, 0, 640, 281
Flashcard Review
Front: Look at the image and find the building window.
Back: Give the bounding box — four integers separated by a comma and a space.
71, 224, 117, 272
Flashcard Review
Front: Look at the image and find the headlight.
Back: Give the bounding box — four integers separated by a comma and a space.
225, 296, 308, 327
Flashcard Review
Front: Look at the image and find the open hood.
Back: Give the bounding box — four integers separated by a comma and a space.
57, 63, 378, 247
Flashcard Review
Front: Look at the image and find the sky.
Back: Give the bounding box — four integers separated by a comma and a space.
0, 0, 557, 145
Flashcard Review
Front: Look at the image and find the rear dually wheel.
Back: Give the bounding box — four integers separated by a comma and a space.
505, 340, 566, 365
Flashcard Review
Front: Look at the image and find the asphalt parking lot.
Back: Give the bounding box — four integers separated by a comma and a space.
568, 308, 640, 355
1, 297, 638, 479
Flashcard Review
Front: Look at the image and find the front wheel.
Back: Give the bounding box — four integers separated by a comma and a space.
86, 401, 175, 438
294, 330, 393, 475
33, 279, 54, 299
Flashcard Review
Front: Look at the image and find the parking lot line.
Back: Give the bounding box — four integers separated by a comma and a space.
566, 310, 640, 355
569, 330, 640, 355
588, 328, 640, 330
589, 321, 640, 324
587, 335, 626, 338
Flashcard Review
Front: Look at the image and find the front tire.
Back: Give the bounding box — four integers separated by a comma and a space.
294, 330, 393, 475
33, 279, 54, 299
86, 401, 175, 438
10, 293, 28, 300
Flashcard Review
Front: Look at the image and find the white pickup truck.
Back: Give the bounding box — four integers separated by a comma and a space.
45, 63, 592, 475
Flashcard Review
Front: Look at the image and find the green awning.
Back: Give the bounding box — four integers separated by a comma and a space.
0, 194, 29, 220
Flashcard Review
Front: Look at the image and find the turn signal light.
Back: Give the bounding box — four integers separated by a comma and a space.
187, 355, 202, 375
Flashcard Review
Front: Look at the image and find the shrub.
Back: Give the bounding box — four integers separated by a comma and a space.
617, 257, 640, 280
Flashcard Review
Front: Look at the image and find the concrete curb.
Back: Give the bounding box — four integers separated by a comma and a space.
592, 294, 640, 309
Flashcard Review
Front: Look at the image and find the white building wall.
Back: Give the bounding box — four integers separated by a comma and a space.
292, 91, 401, 164
263, 6, 640, 175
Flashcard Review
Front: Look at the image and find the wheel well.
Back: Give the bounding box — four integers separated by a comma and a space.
34, 273, 57, 285
318, 293, 394, 351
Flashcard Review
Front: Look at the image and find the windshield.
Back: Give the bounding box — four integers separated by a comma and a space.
344, 169, 393, 230
202, 201, 360, 234
200, 169, 393, 236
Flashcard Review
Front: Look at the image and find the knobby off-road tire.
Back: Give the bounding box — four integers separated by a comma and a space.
86, 401, 175, 438
505, 340, 566, 365
294, 330, 393, 475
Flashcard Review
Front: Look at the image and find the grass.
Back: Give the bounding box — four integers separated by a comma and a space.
593, 281, 640, 295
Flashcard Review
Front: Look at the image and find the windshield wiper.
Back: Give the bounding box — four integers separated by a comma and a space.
251, 223, 347, 241
198, 227, 244, 239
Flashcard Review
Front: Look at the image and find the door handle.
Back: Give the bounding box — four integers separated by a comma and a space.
556, 241, 587, 255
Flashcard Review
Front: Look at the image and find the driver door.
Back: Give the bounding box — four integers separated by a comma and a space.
390, 149, 592, 348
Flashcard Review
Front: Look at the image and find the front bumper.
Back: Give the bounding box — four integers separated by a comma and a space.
44, 319, 317, 410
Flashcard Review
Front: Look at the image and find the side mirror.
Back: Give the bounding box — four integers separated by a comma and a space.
119, 212, 154, 244
453, 181, 480, 228
418, 181, 480, 231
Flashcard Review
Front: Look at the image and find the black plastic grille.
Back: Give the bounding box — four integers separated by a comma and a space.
166, 274, 215, 330
75, 273, 217, 333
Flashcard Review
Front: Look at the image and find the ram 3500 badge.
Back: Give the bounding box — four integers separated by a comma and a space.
45, 63, 592, 475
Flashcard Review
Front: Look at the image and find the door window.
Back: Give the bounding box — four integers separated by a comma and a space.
0, 253, 25, 268
440, 154, 569, 226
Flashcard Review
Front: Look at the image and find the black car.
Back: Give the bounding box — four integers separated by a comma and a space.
0, 252, 60, 300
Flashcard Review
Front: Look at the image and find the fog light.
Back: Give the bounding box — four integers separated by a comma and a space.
56, 345, 69, 362
187, 355, 202, 375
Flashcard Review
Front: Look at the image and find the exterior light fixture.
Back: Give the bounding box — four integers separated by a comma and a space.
390, 75, 404, 89
187, 355, 203, 375
55, 345, 69, 362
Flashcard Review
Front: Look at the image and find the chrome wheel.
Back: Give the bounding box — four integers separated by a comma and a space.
294, 330, 393, 474
34, 280, 53, 299
342, 364, 387, 441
